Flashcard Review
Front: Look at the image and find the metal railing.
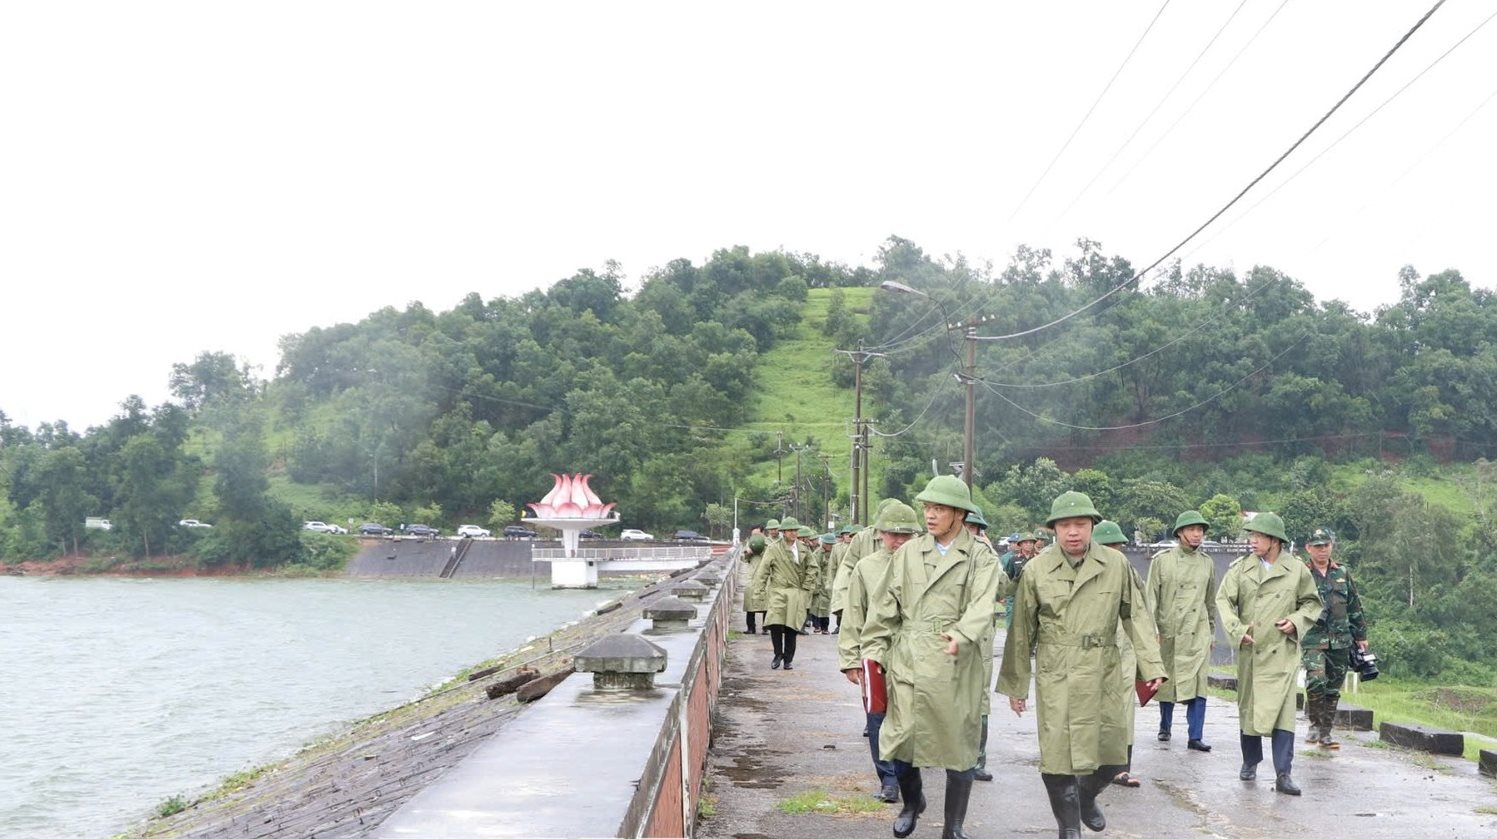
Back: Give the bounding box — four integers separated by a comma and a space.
531, 546, 712, 562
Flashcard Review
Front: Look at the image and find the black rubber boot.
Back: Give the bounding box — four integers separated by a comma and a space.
1041, 773, 1082, 839
1271, 729, 1300, 795
942, 769, 975, 839
1077, 766, 1116, 832
973, 716, 992, 781
1321, 696, 1341, 748
893, 768, 925, 838
1304, 694, 1322, 744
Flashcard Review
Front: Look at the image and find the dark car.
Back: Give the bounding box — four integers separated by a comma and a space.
579, 529, 604, 540
405, 524, 440, 537
503, 525, 538, 539
359, 522, 394, 536
672, 530, 709, 542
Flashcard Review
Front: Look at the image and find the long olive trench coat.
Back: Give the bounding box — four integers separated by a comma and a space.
862, 528, 1000, 771
837, 546, 895, 671
810, 545, 835, 618
998, 541, 1166, 775
741, 548, 767, 613
1146, 545, 1217, 702
1215, 552, 1322, 736
751, 537, 818, 631
832, 529, 878, 615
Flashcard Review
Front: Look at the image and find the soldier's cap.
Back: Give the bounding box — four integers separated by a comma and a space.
819, 532, 836, 544
777, 516, 801, 532
1306, 527, 1335, 546
1016, 531, 1039, 544
965, 508, 989, 530
766, 518, 780, 530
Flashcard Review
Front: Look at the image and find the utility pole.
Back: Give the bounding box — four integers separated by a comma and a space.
791, 443, 805, 521
836, 344, 885, 524
775, 430, 785, 485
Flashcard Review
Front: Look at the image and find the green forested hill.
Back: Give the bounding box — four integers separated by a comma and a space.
7, 237, 1497, 680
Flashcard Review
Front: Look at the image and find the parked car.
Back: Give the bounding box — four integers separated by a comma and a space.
178, 519, 213, 528
85, 517, 113, 531
672, 530, 708, 542
503, 525, 538, 539
457, 524, 492, 538
359, 522, 394, 536
303, 521, 342, 534
579, 529, 604, 540
620, 529, 655, 541
404, 523, 440, 537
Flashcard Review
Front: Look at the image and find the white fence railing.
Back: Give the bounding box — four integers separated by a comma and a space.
532, 546, 711, 562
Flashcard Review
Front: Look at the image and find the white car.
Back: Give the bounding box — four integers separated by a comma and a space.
178, 519, 213, 528
619, 529, 655, 541
456, 524, 491, 538
303, 521, 346, 534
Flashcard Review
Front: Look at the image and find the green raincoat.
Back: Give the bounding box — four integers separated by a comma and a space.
834, 527, 879, 614
810, 544, 834, 618
741, 543, 767, 614
862, 528, 1000, 770
829, 540, 856, 615
837, 546, 895, 671
751, 536, 819, 630
997, 542, 1166, 775
1215, 552, 1322, 736
1146, 544, 1217, 702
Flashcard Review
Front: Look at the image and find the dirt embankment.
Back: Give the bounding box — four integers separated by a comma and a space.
3, 555, 253, 577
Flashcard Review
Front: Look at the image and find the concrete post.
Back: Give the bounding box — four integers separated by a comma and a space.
572, 634, 667, 691
643, 596, 698, 631
672, 580, 709, 601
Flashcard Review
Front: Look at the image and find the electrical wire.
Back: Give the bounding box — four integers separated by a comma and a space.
1008, 0, 1174, 223
981, 333, 1307, 431
1180, 3, 1497, 262
1107, 0, 1294, 198
978, 0, 1448, 344
869, 368, 959, 439
1053, 0, 1251, 225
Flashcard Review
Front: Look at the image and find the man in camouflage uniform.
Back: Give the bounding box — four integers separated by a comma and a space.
1300, 527, 1368, 749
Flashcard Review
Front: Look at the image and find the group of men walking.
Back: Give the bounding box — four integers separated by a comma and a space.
739, 476, 1368, 839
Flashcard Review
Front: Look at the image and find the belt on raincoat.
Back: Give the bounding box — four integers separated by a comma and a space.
1037, 627, 1116, 649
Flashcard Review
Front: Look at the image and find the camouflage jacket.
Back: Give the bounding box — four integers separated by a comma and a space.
1301, 560, 1367, 650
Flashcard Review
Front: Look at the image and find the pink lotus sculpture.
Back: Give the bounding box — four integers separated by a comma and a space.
526, 473, 617, 520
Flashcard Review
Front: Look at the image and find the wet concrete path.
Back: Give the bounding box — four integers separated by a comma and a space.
701, 612, 1496, 838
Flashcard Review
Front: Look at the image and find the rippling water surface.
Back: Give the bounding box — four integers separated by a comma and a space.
0, 575, 617, 839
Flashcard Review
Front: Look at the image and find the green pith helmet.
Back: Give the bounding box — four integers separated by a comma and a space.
819, 532, 836, 544
875, 498, 898, 516
915, 474, 979, 513
837, 524, 858, 536
1016, 531, 1039, 545
777, 516, 802, 532
766, 518, 780, 530
1045, 491, 1102, 526
875, 501, 922, 534
748, 534, 767, 555
965, 508, 989, 530
1243, 512, 1288, 543
1172, 510, 1209, 535
1306, 527, 1336, 546
1093, 520, 1127, 546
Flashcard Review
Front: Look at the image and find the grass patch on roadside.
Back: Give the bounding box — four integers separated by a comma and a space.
1346, 679, 1497, 762
777, 788, 885, 816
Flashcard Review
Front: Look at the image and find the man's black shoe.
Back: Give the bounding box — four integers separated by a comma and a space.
877, 782, 899, 803
1157, 730, 1171, 742
972, 767, 993, 782
782, 661, 793, 670
770, 655, 781, 670
1274, 773, 1301, 795
1239, 763, 1256, 781
1187, 739, 1212, 752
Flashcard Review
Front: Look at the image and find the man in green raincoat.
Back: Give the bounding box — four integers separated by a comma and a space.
963, 508, 1007, 783
839, 502, 922, 804
1147, 510, 1218, 751
809, 532, 837, 633
750, 516, 818, 670
1300, 526, 1367, 749
998, 492, 1165, 839
862, 476, 1000, 839
741, 529, 768, 634
1215, 512, 1322, 796
829, 524, 859, 630
1094, 520, 1143, 789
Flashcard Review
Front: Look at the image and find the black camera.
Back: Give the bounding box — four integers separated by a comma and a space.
1350, 647, 1380, 681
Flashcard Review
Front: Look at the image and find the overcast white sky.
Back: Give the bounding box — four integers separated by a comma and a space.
4, 2, 1494, 431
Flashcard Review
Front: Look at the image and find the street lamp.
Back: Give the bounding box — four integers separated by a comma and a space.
878, 280, 986, 491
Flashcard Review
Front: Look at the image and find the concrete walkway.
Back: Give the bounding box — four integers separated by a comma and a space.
701, 619, 1497, 838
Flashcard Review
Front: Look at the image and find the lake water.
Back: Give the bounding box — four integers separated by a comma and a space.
0, 575, 622, 839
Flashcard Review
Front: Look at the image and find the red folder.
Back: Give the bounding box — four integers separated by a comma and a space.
1135, 679, 1160, 707
861, 659, 887, 714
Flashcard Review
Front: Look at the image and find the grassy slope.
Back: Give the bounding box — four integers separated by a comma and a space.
740, 287, 880, 519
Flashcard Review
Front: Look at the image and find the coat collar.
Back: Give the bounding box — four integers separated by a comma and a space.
1037, 541, 1108, 588
910, 527, 978, 590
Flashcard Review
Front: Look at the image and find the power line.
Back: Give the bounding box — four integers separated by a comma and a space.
1107, 0, 1294, 199
1053, 0, 1251, 226
981, 333, 1306, 431
1007, 0, 1173, 223
1181, 3, 1496, 263
978, 0, 1448, 344
869, 367, 959, 439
